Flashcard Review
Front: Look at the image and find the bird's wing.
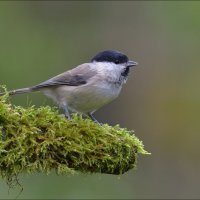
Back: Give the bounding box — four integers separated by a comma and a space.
31, 63, 97, 90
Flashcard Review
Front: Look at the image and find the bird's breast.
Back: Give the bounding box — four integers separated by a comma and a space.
54, 80, 122, 113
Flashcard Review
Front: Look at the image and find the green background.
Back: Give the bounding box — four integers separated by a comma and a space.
0, 1, 200, 199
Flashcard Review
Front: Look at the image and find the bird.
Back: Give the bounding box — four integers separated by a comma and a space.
0, 50, 138, 123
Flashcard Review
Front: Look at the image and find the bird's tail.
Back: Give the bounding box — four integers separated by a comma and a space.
0, 87, 33, 96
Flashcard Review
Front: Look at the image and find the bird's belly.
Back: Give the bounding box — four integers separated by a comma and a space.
56, 84, 121, 113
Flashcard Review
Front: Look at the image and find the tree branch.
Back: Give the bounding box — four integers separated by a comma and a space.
0, 86, 149, 184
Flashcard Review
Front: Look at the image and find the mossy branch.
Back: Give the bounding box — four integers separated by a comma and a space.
0, 86, 149, 184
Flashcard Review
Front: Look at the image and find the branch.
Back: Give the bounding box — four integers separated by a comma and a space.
0, 86, 149, 185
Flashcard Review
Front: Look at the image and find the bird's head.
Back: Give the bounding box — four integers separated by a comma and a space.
91, 50, 138, 78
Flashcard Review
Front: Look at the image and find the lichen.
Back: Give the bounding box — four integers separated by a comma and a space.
0, 86, 149, 185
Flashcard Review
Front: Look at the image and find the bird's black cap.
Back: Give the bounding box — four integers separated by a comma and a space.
91, 50, 129, 64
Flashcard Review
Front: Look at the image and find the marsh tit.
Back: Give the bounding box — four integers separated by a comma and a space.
1, 50, 138, 123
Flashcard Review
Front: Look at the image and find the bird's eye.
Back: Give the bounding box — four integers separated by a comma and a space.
115, 60, 120, 64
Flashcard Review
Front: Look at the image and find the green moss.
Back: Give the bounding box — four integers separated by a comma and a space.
0, 86, 149, 185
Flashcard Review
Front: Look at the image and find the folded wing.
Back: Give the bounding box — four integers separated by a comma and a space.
31, 63, 97, 90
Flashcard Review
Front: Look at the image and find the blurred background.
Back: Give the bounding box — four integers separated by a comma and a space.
0, 1, 200, 199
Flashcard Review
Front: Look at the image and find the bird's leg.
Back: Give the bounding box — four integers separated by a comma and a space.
62, 104, 71, 119
88, 113, 101, 125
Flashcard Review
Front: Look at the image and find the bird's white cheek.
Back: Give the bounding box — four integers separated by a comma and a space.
96, 62, 124, 81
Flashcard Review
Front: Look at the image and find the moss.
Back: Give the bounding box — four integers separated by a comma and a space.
0, 86, 149, 185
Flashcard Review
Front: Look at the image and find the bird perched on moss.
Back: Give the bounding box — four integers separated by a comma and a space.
0, 50, 138, 123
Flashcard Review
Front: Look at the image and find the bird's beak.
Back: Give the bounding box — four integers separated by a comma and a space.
127, 60, 138, 67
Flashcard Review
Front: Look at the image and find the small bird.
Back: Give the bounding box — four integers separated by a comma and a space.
1, 50, 138, 123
